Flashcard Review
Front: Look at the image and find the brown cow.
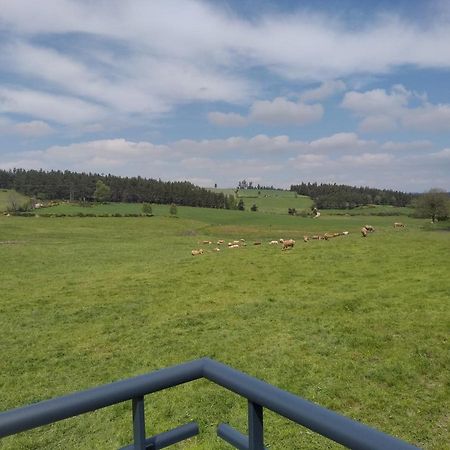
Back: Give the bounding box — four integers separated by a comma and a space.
364, 225, 375, 232
361, 227, 368, 237
282, 239, 295, 250
394, 222, 405, 228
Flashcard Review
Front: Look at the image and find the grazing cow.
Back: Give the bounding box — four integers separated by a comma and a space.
394, 222, 405, 228
303, 236, 309, 242
229, 244, 239, 248
364, 225, 375, 232
254, 241, 262, 245
202, 240, 212, 244
233, 240, 240, 245
213, 247, 220, 252
269, 240, 279, 245
342, 231, 349, 235
240, 239, 246, 242
311, 235, 320, 240
191, 249, 204, 256
361, 227, 368, 237
217, 240, 224, 244
282, 239, 295, 250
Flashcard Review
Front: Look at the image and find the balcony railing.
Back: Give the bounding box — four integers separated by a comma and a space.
0, 358, 420, 449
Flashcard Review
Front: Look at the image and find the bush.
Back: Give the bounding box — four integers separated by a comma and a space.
142, 203, 153, 215
169, 203, 178, 216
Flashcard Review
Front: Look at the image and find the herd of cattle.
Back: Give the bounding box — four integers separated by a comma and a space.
191, 222, 407, 255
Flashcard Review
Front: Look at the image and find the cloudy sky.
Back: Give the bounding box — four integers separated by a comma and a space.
0, 0, 449, 192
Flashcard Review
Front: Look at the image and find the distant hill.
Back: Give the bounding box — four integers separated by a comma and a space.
290, 182, 414, 209
209, 188, 313, 214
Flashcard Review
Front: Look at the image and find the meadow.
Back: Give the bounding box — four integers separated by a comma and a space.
0, 205, 449, 449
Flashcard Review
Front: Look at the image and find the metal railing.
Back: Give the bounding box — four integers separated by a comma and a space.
0, 358, 420, 449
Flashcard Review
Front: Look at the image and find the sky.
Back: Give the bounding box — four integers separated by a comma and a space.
0, 0, 449, 192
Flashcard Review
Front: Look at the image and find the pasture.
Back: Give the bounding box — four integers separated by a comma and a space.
210, 188, 313, 214
0, 208, 449, 449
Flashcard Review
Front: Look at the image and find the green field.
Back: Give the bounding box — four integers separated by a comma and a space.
1, 208, 449, 449
210, 188, 313, 214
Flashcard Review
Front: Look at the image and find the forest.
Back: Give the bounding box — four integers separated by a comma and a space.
0, 169, 233, 209
290, 182, 414, 209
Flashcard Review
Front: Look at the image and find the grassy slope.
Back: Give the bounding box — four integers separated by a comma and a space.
210, 188, 313, 214
0, 210, 449, 449
0, 189, 29, 211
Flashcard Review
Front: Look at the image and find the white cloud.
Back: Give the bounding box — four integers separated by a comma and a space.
309, 132, 376, 152
2, 133, 447, 192
0, 88, 107, 125
0, 118, 54, 136
13, 120, 54, 137
380, 140, 433, 151
431, 148, 450, 159
340, 152, 394, 166
359, 115, 397, 133
1, 1, 449, 133
249, 97, 323, 125
342, 85, 450, 132
209, 97, 323, 127
342, 85, 409, 116
208, 112, 248, 127
300, 80, 346, 102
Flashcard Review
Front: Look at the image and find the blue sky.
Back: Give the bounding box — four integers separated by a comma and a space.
0, 0, 449, 191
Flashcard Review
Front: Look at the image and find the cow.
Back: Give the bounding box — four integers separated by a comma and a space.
254, 241, 262, 245
269, 240, 279, 245
213, 247, 220, 252
282, 239, 295, 250
202, 240, 212, 244
394, 222, 405, 228
217, 240, 224, 244
191, 249, 204, 256
229, 244, 239, 248
364, 225, 375, 232
361, 227, 368, 237
342, 231, 349, 235
303, 236, 309, 242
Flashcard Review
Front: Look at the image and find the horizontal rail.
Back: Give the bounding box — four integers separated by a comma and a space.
0, 358, 204, 438
0, 358, 420, 449
202, 359, 419, 450
217, 423, 268, 450
119, 422, 199, 450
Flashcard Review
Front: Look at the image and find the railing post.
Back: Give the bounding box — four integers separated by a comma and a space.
248, 400, 264, 450
132, 396, 146, 450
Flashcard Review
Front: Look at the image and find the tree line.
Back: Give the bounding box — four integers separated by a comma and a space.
290, 182, 414, 209
0, 169, 236, 209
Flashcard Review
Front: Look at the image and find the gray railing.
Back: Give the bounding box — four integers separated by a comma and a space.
0, 358, 420, 449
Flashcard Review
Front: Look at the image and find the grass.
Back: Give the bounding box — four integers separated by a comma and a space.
209, 188, 313, 214
0, 208, 449, 449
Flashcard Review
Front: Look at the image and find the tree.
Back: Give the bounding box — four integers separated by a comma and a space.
250, 203, 258, 212
169, 203, 178, 216
6, 191, 22, 212
93, 180, 110, 202
414, 189, 449, 222
142, 203, 153, 215
237, 199, 245, 211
